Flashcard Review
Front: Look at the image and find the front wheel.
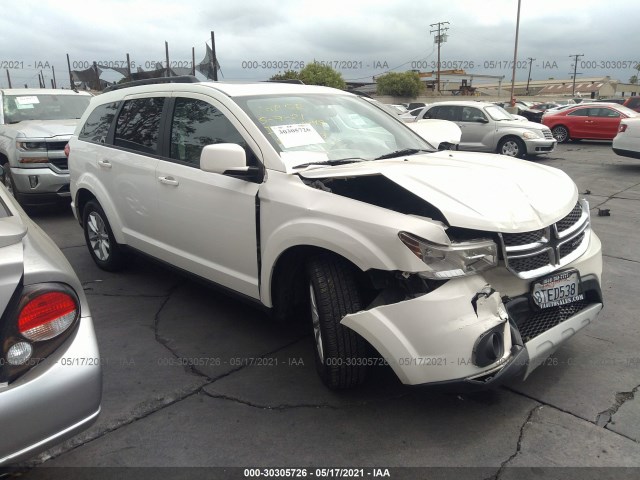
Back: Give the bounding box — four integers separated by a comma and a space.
82, 200, 126, 271
306, 255, 368, 390
551, 125, 570, 143
498, 137, 526, 158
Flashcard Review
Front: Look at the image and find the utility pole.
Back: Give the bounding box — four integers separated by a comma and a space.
526, 57, 535, 95
569, 54, 584, 96
430, 21, 449, 94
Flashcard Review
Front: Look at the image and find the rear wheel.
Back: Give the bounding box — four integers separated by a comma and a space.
498, 137, 526, 158
82, 200, 126, 271
306, 255, 368, 389
551, 125, 570, 143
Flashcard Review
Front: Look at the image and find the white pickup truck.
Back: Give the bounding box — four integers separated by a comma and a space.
0, 89, 91, 207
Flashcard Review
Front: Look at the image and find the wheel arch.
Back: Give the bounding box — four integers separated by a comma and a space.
268, 245, 367, 323
73, 180, 126, 244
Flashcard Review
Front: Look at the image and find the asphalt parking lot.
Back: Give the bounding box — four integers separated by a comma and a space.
9, 142, 640, 479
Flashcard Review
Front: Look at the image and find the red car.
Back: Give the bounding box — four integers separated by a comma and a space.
542, 103, 639, 143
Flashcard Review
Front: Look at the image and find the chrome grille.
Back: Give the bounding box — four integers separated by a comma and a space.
543, 130, 553, 140
499, 200, 591, 279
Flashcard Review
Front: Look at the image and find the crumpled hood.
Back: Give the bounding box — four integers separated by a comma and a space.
11, 119, 79, 139
298, 150, 578, 232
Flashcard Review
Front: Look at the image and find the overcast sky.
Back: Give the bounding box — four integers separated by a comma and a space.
1, 0, 638, 89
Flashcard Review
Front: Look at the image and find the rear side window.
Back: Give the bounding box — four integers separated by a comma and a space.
114, 97, 165, 154
170, 98, 249, 166
568, 108, 590, 117
79, 102, 120, 143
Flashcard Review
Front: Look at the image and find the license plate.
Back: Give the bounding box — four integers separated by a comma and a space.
531, 269, 584, 309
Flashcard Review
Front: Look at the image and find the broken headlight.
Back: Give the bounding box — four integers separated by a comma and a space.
399, 232, 498, 279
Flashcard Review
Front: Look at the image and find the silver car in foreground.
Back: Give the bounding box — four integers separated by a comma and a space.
0, 165, 101, 466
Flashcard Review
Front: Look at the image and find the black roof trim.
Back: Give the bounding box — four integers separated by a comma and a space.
103, 75, 201, 93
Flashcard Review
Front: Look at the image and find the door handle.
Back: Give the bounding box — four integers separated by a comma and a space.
97, 159, 112, 169
158, 176, 179, 186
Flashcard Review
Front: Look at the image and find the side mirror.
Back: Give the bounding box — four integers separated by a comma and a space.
474, 117, 489, 123
200, 143, 247, 175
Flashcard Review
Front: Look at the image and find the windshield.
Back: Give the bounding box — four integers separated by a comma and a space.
235, 93, 433, 167
485, 105, 514, 121
2, 94, 90, 123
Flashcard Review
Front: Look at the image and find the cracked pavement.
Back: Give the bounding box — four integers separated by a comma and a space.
12, 142, 640, 478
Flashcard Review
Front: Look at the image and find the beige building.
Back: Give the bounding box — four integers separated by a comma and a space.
475, 76, 640, 99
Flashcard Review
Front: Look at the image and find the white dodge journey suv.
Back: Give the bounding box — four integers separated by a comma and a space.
68, 77, 603, 390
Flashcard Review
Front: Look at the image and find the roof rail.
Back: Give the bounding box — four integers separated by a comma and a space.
103, 75, 200, 93
263, 79, 305, 85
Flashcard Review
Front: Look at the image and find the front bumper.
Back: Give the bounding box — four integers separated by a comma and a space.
522, 137, 556, 155
0, 317, 102, 466
10, 167, 70, 206
341, 233, 602, 387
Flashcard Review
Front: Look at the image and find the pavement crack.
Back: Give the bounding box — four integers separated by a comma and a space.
602, 253, 640, 264
151, 282, 210, 380
583, 334, 615, 344
489, 405, 541, 480
201, 391, 341, 410
596, 384, 640, 428
504, 387, 592, 424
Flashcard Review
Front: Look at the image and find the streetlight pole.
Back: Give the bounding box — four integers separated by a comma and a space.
509, 0, 522, 108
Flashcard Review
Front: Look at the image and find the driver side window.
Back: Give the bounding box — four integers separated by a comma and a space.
170, 98, 255, 167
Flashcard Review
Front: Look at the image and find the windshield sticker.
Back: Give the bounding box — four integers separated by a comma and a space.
15, 96, 39, 110
271, 123, 325, 149
15, 96, 40, 105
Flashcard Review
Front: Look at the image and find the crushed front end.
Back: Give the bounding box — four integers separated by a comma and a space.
342, 199, 603, 387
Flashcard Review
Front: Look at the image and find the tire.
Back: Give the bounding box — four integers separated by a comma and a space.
551, 125, 569, 143
306, 255, 368, 389
82, 199, 126, 271
498, 137, 527, 158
